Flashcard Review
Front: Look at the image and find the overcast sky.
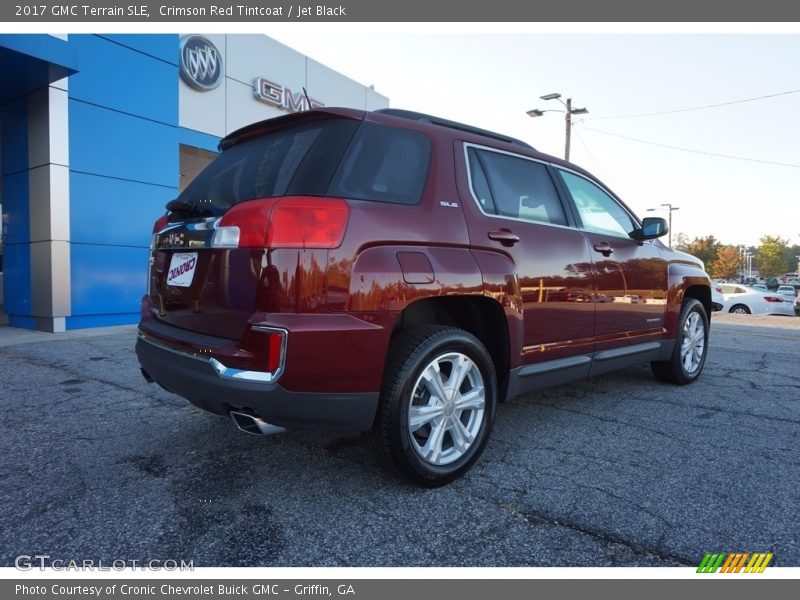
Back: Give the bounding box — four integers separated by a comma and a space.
269, 30, 800, 248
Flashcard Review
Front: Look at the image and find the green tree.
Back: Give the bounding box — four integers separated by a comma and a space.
756, 235, 789, 278
680, 235, 721, 268
709, 245, 741, 280
783, 244, 800, 276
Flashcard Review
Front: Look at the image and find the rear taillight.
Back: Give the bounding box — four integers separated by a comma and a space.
239, 326, 287, 378
152, 214, 169, 233
213, 196, 349, 249
764, 296, 784, 303
266, 330, 284, 373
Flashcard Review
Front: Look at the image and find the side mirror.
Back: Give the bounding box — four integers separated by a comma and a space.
631, 217, 668, 241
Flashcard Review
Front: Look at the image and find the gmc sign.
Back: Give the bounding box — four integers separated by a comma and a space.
253, 77, 325, 113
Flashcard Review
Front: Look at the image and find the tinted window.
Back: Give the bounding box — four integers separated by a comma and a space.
329, 123, 431, 205
177, 118, 359, 214
720, 285, 744, 294
467, 148, 566, 226
467, 148, 497, 214
558, 170, 636, 237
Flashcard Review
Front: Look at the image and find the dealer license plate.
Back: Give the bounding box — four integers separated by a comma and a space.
166, 252, 198, 287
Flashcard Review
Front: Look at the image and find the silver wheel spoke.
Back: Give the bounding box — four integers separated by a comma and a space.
455, 387, 485, 411
420, 418, 447, 463
683, 349, 694, 371
449, 354, 472, 392
450, 419, 474, 454
409, 404, 445, 432
420, 363, 448, 402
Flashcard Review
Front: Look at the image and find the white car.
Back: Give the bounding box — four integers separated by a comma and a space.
719, 284, 795, 316
711, 282, 724, 312
776, 285, 796, 300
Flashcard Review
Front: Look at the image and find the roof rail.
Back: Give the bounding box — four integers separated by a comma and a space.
375, 108, 535, 151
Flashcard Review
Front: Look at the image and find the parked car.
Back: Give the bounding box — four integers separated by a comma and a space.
776, 285, 797, 300
711, 283, 724, 312
752, 284, 768, 292
796, 291, 800, 315
136, 107, 713, 486
719, 284, 795, 316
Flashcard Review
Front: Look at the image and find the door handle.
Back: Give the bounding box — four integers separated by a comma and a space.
488, 229, 520, 247
593, 242, 614, 257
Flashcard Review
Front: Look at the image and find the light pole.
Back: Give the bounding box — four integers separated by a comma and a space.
527, 93, 589, 162
740, 245, 746, 283
646, 203, 680, 249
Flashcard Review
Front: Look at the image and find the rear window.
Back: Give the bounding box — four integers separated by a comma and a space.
178, 118, 359, 213
176, 118, 431, 214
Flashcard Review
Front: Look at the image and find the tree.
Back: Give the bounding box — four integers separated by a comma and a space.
709, 245, 741, 280
783, 244, 800, 276
680, 236, 721, 269
674, 233, 690, 252
756, 235, 789, 278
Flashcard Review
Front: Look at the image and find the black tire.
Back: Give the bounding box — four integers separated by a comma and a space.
729, 304, 751, 314
369, 326, 497, 487
651, 298, 709, 385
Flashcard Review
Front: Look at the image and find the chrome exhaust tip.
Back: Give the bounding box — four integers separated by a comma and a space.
229, 411, 286, 436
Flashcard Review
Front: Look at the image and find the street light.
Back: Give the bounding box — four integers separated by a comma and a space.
527, 93, 589, 162
646, 203, 680, 249
740, 245, 747, 283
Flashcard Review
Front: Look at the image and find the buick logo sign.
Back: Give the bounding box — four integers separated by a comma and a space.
180, 36, 223, 91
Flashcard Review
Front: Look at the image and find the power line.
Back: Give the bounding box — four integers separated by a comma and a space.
578, 124, 800, 169
571, 128, 609, 180
587, 89, 800, 120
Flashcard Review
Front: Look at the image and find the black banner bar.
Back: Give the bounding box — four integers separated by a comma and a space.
3, 579, 798, 600
3, 0, 800, 22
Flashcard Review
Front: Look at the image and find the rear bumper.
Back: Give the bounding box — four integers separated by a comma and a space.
136, 333, 379, 431
767, 304, 796, 316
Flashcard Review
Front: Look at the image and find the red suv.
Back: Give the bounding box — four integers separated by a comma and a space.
137, 108, 712, 486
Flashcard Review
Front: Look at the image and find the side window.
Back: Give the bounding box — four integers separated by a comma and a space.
558, 169, 636, 237
466, 148, 496, 213
466, 147, 566, 226
329, 123, 431, 205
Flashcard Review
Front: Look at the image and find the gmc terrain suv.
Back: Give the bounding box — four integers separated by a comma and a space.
137, 108, 712, 486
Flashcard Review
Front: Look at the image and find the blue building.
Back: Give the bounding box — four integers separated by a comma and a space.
0, 34, 388, 331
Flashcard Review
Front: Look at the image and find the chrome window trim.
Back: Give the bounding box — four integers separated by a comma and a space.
461, 142, 576, 233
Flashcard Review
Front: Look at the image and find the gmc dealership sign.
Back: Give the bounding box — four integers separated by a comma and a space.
254, 77, 325, 112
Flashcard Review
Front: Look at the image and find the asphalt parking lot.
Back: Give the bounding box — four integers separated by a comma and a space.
1, 314, 798, 568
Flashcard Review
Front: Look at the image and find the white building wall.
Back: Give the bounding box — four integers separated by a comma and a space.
179, 34, 389, 138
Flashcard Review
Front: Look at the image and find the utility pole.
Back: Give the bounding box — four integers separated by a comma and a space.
564, 97, 573, 162
646, 203, 680, 249
527, 93, 588, 162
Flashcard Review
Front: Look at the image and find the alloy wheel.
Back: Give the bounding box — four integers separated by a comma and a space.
407, 352, 486, 466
